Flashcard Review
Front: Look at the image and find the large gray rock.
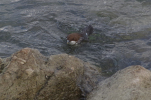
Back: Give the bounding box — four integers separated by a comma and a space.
0, 57, 9, 73
0, 57, 3, 73
0, 48, 102, 100
87, 65, 151, 100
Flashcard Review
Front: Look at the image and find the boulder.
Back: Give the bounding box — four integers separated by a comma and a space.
0, 57, 10, 73
87, 65, 151, 100
0, 57, 3, 73
0, 48, 102, 100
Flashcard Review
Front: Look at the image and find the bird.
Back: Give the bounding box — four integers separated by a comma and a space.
66, 25, 93, 45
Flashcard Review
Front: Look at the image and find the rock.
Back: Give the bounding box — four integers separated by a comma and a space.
87, 65, 151, 100
0, 48, 102, 100
0, 58, 3, 73
79, 62, 103, 96
0, 57, 10, 73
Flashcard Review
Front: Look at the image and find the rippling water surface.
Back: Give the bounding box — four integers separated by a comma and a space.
1, 0, 151, 75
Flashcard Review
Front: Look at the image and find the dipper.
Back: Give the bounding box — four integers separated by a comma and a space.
66, 25, 93, 45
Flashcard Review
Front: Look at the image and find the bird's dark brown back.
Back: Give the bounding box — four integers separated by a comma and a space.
67, 33, 82, 41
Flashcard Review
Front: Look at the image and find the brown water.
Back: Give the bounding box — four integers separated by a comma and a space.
1, 0, 151, 75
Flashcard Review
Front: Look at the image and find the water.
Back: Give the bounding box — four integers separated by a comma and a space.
1, 0, 151, 75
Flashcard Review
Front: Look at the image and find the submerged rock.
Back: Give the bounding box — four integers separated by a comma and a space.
87, 65, 151, 100
0, 48, 102, 100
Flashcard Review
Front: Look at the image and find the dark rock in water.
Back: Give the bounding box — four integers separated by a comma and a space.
87, 65, 151, 100
0, 48, 102, 100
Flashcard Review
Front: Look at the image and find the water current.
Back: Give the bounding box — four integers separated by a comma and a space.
1, 0, 151, 76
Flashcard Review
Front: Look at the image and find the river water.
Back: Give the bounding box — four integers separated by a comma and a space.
0, 0, 151, 75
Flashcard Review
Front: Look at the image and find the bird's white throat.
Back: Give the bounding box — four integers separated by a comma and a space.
67, 40, 77, 45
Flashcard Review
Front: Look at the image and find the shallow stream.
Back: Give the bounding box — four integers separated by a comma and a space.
1, 0, 151, 76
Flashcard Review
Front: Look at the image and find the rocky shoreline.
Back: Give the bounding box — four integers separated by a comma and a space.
0, 48, 151, 100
